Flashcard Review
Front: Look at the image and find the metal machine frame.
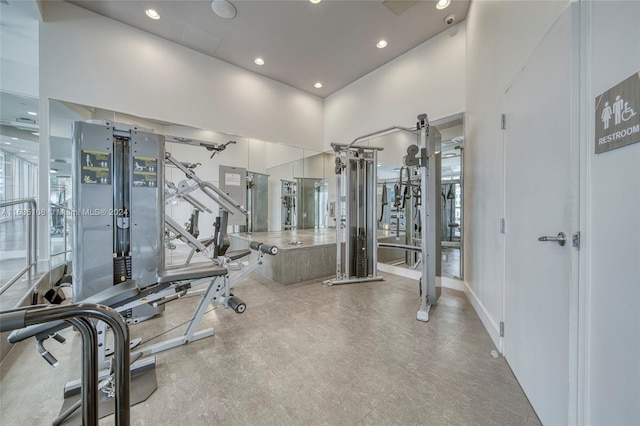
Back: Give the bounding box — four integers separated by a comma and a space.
72, 120, 165, 322
27, 121, 277, 421
405, 114, 442, 322
281, 179, 297, 230
327, 115, 441, 321
326, 143, 384, 285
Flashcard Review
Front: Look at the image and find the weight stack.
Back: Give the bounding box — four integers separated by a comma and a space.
355, 228, 368, 278
113, 256, 132, 284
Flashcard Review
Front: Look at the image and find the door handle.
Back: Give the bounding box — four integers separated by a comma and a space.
538, 232, 567, 246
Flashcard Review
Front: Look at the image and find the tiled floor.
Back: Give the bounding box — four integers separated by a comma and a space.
0, 271, 540, 425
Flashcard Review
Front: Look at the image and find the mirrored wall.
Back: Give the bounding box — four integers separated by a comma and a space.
48, 99, 335, 266
367, 114, 465, 280
48, 100, 464, 277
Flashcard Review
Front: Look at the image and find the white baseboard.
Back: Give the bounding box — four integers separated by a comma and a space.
377, 263, 502, 351
463, 281, 503, 351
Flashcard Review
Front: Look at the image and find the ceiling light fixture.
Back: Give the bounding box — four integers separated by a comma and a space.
11, 137, 18, 140
254, 57, 265, 66
211, 0, 237, 19
309, 0, 322, 4
20, 150, 26, 153
376, 40, 388, 49
50, 169, 58, 174
145, 9, 160, 20
3, 142, 10, 145
27, 111, 37, 116
314, 82, 323, 89
32, 132, 39, 136
436, 0, 450, 10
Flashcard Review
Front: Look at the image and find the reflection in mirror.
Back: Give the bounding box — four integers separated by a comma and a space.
246, 172, 269, 232
281, 180, 297, 230
434, 114, 464, 280
48, 100, 336, 270
0, 92, 40, 295
372, 113, 464, 280
266, 149, 330, 231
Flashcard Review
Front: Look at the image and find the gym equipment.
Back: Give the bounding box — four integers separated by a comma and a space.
328, 114, 441, 320
405, 114, 442, 321
379, 183, 388, 223
441, 181, 461, 245
165, 136, 236, 159
164, 154, 248, 263
325, 142, 384, 285
246, 172, 269, 232
7, 121, 276, 422
72, 121, 164, 327
281, 180, 297, 230
0, 303, 131, 425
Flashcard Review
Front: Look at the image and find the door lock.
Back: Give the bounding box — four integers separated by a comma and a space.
538, 232, 567, 246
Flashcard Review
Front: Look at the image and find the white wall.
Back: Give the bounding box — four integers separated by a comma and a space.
36, 0, 325, 262
464, 0, 569, 344
583, 2, 640, 424
39, 1, 323, 150
467, 1, 640, 423
324, 22, 465, 149
0, 1, 39, 97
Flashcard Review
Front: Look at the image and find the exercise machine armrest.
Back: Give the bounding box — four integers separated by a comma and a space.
225, 249, 252, 261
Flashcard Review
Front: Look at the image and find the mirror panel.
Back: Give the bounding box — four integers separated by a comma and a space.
48, 100, 334, 267
367, 114, 465, 280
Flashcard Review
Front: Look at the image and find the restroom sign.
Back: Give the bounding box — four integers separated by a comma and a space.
595, 71, 640, 154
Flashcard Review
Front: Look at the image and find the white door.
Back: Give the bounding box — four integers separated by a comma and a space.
504, 7, 577, 425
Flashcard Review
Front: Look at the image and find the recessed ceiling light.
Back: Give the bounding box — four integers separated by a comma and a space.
145, 9, 160, 20
32, 132, 39, 136
11, 137, 18, 140
436, 0, 450, 10
211, 0, 237, 19
314, 82, 323, 89
3, 142, 10, 145
50, 169, 58, 174
27, 111, 37, 116
20, 150, 26, 153
376, 40, 388, 49
309, 0, 321, 4
254, 57, 264, 66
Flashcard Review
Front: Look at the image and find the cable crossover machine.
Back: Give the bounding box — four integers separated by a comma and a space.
326, 114, 441, 322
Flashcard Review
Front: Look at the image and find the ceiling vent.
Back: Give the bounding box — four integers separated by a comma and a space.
382, 0, 418, 16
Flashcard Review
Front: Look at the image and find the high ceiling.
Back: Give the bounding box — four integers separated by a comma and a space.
66, 0, 470, 97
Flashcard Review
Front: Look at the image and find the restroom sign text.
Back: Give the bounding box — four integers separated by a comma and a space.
595, 71, 640, 154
